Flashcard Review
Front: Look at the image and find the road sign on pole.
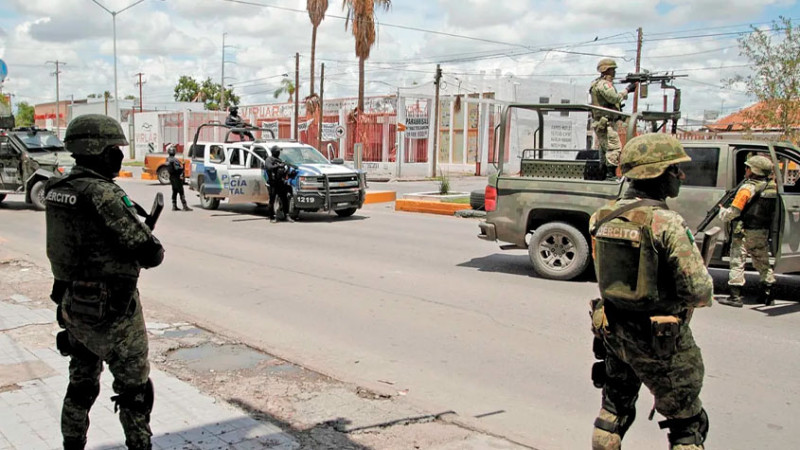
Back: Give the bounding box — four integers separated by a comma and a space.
334, 125, 345, 138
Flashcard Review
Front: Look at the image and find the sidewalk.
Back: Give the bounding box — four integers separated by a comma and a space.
0, 296, 297, 450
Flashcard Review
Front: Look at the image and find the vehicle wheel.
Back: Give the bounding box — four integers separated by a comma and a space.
335, 207, 357, 218
199, 186, 220, 210
157, 166, 170, 185
30, 180, 47, 211
470, 189, 485, 211
280, 195, 300, 220
0, 194, 6, 203
528, 221, 590, 281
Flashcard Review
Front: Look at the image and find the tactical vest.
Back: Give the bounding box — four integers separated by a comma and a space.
589, 77, 621, 120
591, 200, 667, 311
740, 179, 777, 230
45, 169, 141, 282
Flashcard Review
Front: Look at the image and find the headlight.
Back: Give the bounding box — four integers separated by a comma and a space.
298, 176, 324, 190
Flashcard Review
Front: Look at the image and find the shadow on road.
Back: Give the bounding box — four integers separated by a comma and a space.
709, 268, 798, 312
0, 199, 37, 211
201, 202, 368, 224
458, 253, 598, 283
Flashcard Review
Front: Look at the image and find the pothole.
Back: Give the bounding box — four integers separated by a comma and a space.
166, 343, 272, 371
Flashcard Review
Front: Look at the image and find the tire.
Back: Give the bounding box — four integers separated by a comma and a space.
157, 166, 170, 185
335, 207, 357, 218
199, 186, 220, 210
528, 221, 590, 281
30, 180, 47, 211
470, 189, 485, 211
0, 193, 6, 203
279, 194, 300, 220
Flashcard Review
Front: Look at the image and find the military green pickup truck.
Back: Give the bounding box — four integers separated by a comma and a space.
478, 103, 800, 280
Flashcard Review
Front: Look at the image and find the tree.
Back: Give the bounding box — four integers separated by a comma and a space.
728, 16, 800, 143
307, 0, 329, 96
273, 77, 296, 102
341, 0, 391, 113
15, 102, 34, 127
173, 75, 239, 110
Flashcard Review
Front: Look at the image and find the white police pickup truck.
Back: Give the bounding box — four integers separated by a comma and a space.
187, 123, 365, 218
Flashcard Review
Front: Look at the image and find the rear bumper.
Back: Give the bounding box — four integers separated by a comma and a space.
478, 221, 497, 241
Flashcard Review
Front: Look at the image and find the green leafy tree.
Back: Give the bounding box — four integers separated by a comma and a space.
273, 77, 296, 102
307, 0, 329, 96
342, 0, 391, 113
174, 75, 239, 110
15, 101, 35, 127
728, 16, 800, 143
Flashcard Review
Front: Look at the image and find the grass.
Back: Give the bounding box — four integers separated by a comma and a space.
441, 197, 470, 204
124, 161, 144, 167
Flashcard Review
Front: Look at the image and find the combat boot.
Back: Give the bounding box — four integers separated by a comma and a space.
172, 203, 179, 211
758, 283, 775, 306
182, 202, 193, 212
718, 286, 743, 308
605, 165, 618, 181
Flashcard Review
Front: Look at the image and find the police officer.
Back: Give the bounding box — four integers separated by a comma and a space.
264, 145, 293, 223
166, 145, 192, 211
589, 134, 711, 450
225, 106, 254, 140
590, 58, 637, 180
45, 114, 164, 450
718, 154, 777, 307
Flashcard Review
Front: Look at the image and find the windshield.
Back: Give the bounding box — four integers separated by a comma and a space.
279, 146, 330, 165
13, 131, 65, 153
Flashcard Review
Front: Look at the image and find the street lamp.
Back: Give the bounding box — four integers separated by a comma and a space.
90, 0, 147, 123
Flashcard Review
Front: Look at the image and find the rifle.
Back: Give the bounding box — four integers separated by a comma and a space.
618, 71, 687, 85
132, 193, 164, 231
696, 179, 746, 233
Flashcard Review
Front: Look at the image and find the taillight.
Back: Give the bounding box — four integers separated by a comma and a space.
485, 185, 497, 212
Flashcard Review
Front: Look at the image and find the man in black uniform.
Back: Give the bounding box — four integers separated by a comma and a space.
264, 146, 293, 223
225, 106, 254, 140
166, 145, 192, 211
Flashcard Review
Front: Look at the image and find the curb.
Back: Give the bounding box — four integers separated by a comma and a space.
118, 170, 133, 178
142, 173, 158, 180
364, 191, 396, 204
395, 199, 471, 216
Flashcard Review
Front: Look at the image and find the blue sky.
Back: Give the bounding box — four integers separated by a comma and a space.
1, 0, 800, 122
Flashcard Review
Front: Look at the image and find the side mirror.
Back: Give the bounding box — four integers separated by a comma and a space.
331, 158, 344, 165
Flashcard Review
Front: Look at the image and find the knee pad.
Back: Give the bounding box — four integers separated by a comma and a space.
592, 427, 621, 450
595, 407, 636, 439
111, 378, 154, 415
659, 408, 709, 446
66, 381, 100, 410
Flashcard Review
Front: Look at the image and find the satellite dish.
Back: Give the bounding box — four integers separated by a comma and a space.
0, 59, 7, 82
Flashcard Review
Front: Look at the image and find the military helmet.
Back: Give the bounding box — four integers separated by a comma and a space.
229, 106, 239, 114
597, 58, 618, 73
167, 145, 176, 156
64, 114, 128, 156
619, 134, 691, 180
270, 145, 281, 157
745, 155, 773, 176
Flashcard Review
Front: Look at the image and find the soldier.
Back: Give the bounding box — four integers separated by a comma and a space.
166, 144, 192, 211
718, 154, 777, 307
264, 145, 294, 223
590, 58, 637, 180
45, 114, 164, 450
589, 134, 711, 450
225, 106, 254, 140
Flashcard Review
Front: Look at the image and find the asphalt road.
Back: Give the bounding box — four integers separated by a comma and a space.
1, 178, 799, 449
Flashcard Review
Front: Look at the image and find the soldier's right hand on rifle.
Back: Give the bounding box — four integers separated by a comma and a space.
624, 82, 637, 94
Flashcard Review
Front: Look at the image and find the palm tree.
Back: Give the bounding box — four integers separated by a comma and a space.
273, 77, 296, 103
307, 0, 329, 96
342, 0, 391, 113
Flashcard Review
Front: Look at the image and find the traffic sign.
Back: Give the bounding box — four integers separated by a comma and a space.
334, 125, 345, 138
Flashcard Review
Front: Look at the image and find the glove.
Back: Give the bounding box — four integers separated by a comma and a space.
625, 83, 637, 94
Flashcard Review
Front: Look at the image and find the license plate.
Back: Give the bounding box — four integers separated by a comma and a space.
336, 202, 349, 207
297, 196, 315, 204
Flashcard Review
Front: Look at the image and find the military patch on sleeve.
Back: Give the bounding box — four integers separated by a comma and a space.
686, 229, 695, 244
122, 196, 133, 207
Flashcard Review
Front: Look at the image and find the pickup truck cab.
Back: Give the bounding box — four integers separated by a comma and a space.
0, 127, 74, 210
187, 123, 365, 218
478, 103, 800, 280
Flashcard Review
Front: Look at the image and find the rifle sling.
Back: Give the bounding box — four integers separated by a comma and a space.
591, 199, 667, 236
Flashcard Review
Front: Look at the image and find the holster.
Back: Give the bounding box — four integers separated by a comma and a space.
65, 280, 136, 328
650, 315, 681, 359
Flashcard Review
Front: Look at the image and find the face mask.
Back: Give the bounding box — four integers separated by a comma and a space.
665, 172, 682, 198
103, 146, 124, 178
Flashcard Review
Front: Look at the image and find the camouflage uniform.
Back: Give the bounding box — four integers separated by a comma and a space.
719, 155, 777, 306
46, 115, 164, 450
589, 134, 711, 450
590, 59, 633, 179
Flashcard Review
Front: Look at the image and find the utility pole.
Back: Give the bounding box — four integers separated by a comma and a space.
633, 27, 643, 113
46, 60, 64, 137
135, 72, 145, 112
318, 63, 325, 150
220, 33, 227, 111
294, 52, 300, 140
432, 64, 442, 177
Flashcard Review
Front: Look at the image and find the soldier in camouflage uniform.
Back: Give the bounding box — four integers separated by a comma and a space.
589, 134, 711, 450
718, 154, 777, 307
590, 58, 637, 180
45, 114, 164, 450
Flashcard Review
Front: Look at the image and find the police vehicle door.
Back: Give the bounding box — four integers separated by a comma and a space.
0, 135, 22, 191
772, 145, 800, 273
224, 147, 266, 203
